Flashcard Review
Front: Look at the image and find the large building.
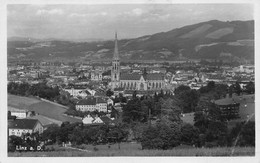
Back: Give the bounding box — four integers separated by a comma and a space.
111, 33, 165, 91
76, 96, 107, 112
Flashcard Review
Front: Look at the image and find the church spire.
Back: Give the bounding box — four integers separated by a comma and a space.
113, 31, 119, 60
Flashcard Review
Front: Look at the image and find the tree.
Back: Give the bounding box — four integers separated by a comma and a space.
175, 88, 200, 113
160, 98, 182, 124
8, 135, 23, 152
141, 122, 181, 150
245, 81, 254, 94
174, 85, 190, 96
132, 90, 137, 99
106, 89, 114, 97
181, 123, 200, 146
205, 121, 228, 146
231, 82, 242, 96
107, 125, 128, 149
199, 82, 228, 100
207, 81, 215, 91
122, 98, 145, 123
41, 124, 60, 144
229, 121, 255, 147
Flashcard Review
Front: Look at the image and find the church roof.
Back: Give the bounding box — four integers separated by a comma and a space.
120, 73, 141, 80
146, 73, 164, 80
120, 73, 164, 81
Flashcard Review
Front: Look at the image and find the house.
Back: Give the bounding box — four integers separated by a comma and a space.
76, 96, 108, 112
63, 86, 87, 97
8, 119, 44, 137
82, 114, 94, 124
92, 116, 115, 125
8, 106, 28, 119
106, 98, 114, 106
91, 70, 103, 81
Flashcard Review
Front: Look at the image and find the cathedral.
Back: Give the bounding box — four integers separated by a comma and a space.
111, 32, 165, 91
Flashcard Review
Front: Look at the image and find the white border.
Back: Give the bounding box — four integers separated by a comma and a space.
0, 0, 259, 163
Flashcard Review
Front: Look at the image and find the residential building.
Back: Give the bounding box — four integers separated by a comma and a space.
76, 96, 107, 112
8, 106, 28, 119
8, 119, 44, 137
82, 114, 94, 124
91, 70, 103, 81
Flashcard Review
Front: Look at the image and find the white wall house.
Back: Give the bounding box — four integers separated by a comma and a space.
8, 106, 27, 119
63, 87, 86, 97
82, 115, 94, 124
76, 97, 107, 112
8, 119, 44, 137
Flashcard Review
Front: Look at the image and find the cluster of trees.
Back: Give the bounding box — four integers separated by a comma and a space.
7, 82, 79, 109
193, 111, 255, 147
174, 85, 200, 113
122, 90, 184, 149
8, 82, 60, 101
42, 123, 128, 146
122, 90, 177, 124
120, 81, 255, 150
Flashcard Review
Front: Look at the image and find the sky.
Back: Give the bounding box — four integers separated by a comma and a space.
7, 4, 254, 40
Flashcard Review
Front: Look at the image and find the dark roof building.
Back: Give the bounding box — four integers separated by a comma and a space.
120, 73, 141, 80
8, 119, 40, 130
77, 96, 107, 105
96, 97, 107, 103
77, 97, 96, 105
146, 73, 164, 80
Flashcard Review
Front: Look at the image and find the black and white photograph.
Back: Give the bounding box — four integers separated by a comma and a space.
1, 0, 258, 161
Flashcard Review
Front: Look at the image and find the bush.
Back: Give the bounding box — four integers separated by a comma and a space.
229, 121, 255, 147
93, 147, 99, 151
141, 122, 181, 150
181, 123, 199, 146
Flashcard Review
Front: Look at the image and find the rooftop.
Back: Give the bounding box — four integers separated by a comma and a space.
8, 119, 40, 130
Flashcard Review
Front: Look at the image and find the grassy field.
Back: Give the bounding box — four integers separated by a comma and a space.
8, 143, 255, 156
8, 94, 81, 123
8, 94, 41, 108
28, 101, 81, 123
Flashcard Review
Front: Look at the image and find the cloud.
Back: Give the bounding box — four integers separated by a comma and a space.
132, 8, 144, 16
69, 13, 86, 17
122, 8, 146, 17
69, 12, 107, 18
36, 9, 64, 15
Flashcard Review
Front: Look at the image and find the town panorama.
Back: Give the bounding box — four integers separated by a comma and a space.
7, 4, 255, 157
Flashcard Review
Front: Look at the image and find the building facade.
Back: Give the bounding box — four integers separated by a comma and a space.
110, 33, 165, 91
8, 119, 44, 137
91, 70, 103, 81
76, 97, 107, 112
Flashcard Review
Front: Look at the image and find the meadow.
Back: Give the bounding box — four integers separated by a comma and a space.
8, 94, 81, 123
8, 143, 255, 157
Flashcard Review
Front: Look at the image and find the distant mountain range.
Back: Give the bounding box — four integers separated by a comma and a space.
8, 20, 254, 62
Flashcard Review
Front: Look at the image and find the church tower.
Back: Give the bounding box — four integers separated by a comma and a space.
111, 32, 120, 90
